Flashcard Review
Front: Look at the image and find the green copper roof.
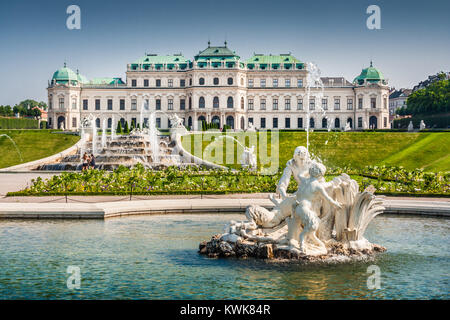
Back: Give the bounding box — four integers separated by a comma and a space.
245, 54, 300, 64
194, 43, 240, 60
353, 61, 385, 84
132, 54, 190, 65
76, 71, 89, 84
87, 78, 125, 85
52, 64, 79, 83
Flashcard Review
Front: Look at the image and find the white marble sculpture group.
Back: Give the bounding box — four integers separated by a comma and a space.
216, 146, 385, 258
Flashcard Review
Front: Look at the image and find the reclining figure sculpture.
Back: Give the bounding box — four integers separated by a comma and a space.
201, 146, 386, 259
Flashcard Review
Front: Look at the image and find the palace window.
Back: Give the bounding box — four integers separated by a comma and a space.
168, 79, 173, 87
322, 98, 328, 110
384, 117, 387, 127
358, 98, 363, 109
241, 97, 244, 110
213, 78, 219, 85
156, 99, 161, 110
384, 98, 387, 109
180, 99, 185, 110
285, 79, 291, 87
371, 97, 376, 108
297, 79, 303, 88
144, 79, 149, 87
273, 117, 278, 129
248, 79, 253, 87
156, 118, 161, 128
248, 99, 254, 110
156, 79, 161, 87
347, 98, 353, 110
72, 99, 77, 110
334, 98, 340, 110
199, 97, 205, 108
227, 96, 233, 108
180, 79, 185, 87
120, 99, 125, 110
285, 99, 291, 110
322, 118, 328, 129
358, 117, 363, 128
285, 117, 290, 129
72, 117, 77, 128
335, 118, 340, 128
260, 99, 266, 110
297, 117, 303, 128
131, 79, 137, 87
131, 99, 137, 110
107, 99, 113, 110
310, 118, 315, 128
59, 97, 64, 109
260, 117, 266, 129
260, 79, 266, 88
297, 99, 303, 110
168, 99, 173, 110
309, 98, 315, 110
83, 99, 88, 110
95, 99, 100, 110
227, 77, 233, 85
248, 118, 254, 125
199, 78, 205, 85
213, 97, 219, 108
273, 99, 278, 110
273, 79, 278, 87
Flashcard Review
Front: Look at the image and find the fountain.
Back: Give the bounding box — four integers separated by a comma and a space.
304, 62, 324, 152
0, 134, 23, 163
101, 118, 107, 149
199, 146, 386, 261
408, 120, 414, 132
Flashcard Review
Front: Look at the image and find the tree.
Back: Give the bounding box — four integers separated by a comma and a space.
117, 121, 122, 134
124, 121, 129, 134
406, 79, 449, 116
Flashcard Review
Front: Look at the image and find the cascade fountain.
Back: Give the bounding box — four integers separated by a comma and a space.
101, 118, 107, 149
92, 116, 97, 156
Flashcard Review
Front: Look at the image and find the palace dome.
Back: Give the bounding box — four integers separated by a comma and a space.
353, 61, 386, 85
51, 64, 80, 84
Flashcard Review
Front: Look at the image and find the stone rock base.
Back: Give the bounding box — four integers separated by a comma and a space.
199, 234, 386, 263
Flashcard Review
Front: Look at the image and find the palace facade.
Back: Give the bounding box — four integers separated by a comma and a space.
47, 43, 390, 131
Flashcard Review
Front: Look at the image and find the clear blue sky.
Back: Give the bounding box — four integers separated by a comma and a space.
0, 0, 449, 105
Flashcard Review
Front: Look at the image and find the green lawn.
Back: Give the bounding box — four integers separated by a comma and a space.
182, 131, 450, 172
0, 130, 80, 169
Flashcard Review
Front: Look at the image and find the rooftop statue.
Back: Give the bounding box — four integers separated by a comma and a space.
200, 146, 386, 261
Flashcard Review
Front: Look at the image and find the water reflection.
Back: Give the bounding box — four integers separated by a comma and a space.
0, 214, 448, 299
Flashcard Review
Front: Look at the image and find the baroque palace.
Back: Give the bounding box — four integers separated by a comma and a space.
47, 42, 390, 131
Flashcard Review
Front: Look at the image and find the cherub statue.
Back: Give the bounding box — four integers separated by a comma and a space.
293, 161, 342, 255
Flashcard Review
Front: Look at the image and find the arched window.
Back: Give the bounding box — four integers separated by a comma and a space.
369, 116, 377, 129
120, 118, 126, 127
334, 118, 340, 129
309, 117, 315, 129
322, 118, 327, 129
212, 116, 220, 127
213, 77, 219, 85
107, 118, 112, 129
213, 97, 219, 108
241, 97, 244, 110
227, 96, 234, 108
227, 77, 233, 85
189, 97, 192, 109
347, 117, 353, 129
188, 116, 192, 127
199, 77, 205, 85
226, 116, 234, 129
240, 117, 245, 130
199, 96, 205, 108
96, 118, 101, 128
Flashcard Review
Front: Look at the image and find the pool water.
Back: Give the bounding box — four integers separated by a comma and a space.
0, 214, 448, 299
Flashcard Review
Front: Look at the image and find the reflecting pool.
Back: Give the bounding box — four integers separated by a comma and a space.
0, 214, 448, 299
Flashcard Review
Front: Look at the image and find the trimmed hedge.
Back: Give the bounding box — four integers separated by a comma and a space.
0, 117, 39, 129
393, 113, 450, 129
